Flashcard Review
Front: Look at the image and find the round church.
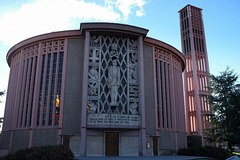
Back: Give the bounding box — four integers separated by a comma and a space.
0, 23, 186, 156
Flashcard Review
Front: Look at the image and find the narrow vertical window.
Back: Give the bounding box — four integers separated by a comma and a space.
190, 77, 193, 91
190, 116, 193, 132
20, 59, 29, 127
184, 19, 187, 31
196, 37, 199, 51
160, 61, 164, 128
48, 53, 57, 125
55, 52, 64, 125
183, 40, 186, 54
189, 96, 192, 111
188, 38, 191, 51
201, 39, 204, 52
24, 57, 33, 127
168, 64, 172, 128
199, 38, 202, 52
182, 20, 185, 31
42, 54, 51, 126
187, 18, 189, 28
37, 55, 46, 126
29, 57, 38, 126
164, 63, 169, 128
155, 59, 160, 128
193, 37, 196, 51
192, 96, 195, 111
202, 58, 206, 72
17, 60, 25, 127
193, 116, 196, 131
16, 61, 24, 127
199, 75, 202, 90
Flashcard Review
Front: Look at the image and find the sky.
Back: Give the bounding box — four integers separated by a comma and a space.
0, 0, 240, 121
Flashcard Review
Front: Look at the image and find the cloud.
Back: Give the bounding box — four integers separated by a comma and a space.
106, 0, 145, 20
0, 0, 146, 46
0, 0, 121, 46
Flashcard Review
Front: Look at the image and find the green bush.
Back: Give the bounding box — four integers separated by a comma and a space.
178, 146, 231, 160
3, 145, 74, 160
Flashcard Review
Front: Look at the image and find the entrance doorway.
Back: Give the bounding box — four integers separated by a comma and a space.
153, 136, 158, 156
105, 132, 119, 156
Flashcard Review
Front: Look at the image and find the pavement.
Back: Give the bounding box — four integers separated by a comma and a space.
74, 156, 214, 160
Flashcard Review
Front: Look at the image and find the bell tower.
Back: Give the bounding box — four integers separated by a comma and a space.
179, 5, 212, 146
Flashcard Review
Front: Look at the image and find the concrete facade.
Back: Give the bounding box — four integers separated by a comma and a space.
0, 22, 186, 157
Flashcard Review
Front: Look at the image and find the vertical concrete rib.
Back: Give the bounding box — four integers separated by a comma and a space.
138, 36, 146, 156
80, 31, 90, 156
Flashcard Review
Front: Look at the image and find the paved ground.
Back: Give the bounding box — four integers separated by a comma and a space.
74, 156, 214, 160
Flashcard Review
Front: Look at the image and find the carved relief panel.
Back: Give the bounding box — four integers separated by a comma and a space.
87, 35, 140, 127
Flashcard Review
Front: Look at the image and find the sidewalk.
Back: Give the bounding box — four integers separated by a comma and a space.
74, 156, 214, 160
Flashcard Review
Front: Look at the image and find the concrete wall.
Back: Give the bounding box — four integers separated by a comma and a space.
62, 38, 85, 135
0, 131, 10, 150
158, 131, 176, 154
0, 131, 10, 156
143, 44, 156, 156
69, 136, 81, 156
177, 131, 187, 149
86, 135, 104, 156
86, 129, 104, 156
119, 136, 138, 156
32, 129, 58, 147
85, 129, 139, 156
11, 130, 30, 152
0, 128, 59, 154
143, 44, 156, 135
145, 136, 153, 156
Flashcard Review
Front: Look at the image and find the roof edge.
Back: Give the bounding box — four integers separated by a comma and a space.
6, 30, 81, 66
80, 22, 149, 37
178, 4, 203, 13
144, 37, 186, 72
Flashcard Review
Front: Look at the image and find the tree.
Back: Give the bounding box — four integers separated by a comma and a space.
0, 91, 4, 96
204, 67, 240, 151
0, 91, 5, 103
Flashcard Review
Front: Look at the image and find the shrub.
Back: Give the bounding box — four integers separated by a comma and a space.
3, 145, 74, 160
178, 146, 231, 160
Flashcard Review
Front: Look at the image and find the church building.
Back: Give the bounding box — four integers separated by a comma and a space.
0, 22, 186, 156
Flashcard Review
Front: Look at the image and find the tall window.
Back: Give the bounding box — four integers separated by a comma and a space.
42, 54, 51, 126
48, 53, 57, 125
16, 45, 39, 128
36, 40, 65, 127
160, 61, 164, 128
55, 52, 64, 125
37, 54, 46, 126
154, 48, 172, 129
24, 57, 33, 127
155, 59, 160, 128
29, 57, 38, 126
20, 59, 29, 127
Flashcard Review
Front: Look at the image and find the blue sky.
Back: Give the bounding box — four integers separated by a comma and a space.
0, 0, 240, 119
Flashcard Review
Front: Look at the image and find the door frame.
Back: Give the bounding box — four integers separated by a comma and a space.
152, 136, 159, 156
104, 131, 120, 156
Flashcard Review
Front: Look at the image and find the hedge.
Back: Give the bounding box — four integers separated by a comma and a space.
3, 145, 74, 160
